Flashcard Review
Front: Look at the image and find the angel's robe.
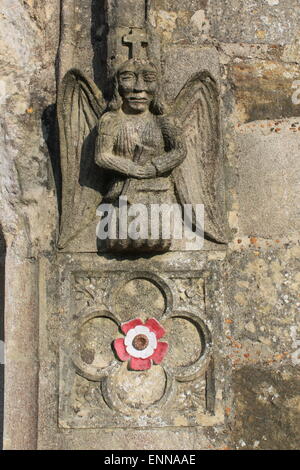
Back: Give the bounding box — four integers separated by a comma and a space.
95, 108, 186, 252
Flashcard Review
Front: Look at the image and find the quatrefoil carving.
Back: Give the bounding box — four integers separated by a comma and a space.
68, 273, 212, 414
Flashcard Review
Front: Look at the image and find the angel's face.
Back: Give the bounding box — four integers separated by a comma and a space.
117, 60, 158, 114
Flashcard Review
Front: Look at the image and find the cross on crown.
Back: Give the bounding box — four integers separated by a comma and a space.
122, 29, 148, 59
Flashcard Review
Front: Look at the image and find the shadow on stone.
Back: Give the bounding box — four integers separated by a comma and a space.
231, 365, 300, 450
91, 0, 109, 96
42, 104, 62, 219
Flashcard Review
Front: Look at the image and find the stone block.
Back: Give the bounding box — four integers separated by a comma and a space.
229, 60, 300, 123
163, 46, 220, 101
38, 252, 227, 448
236, 119, 300, 238
152, 0, 208, 12
207, 0, 300, 45
231, 366, 300, 450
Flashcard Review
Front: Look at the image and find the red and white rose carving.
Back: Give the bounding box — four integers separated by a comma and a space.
114, 318, 169, 371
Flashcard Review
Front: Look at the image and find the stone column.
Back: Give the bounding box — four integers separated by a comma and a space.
105, 0, 149, 76
3, 254, 39, 450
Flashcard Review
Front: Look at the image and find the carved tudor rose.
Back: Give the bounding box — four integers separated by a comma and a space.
59, 262, 217, 427
114, 318, 168, 370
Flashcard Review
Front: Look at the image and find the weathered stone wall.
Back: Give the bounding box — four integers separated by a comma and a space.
0, 0, 299, 450
0, 0, 59, 450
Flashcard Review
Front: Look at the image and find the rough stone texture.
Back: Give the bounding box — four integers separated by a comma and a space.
229, 61, 300, 122
149, 0, 211, 45
0, 0, 59, 450
4, 257, 40, 450
163, 46, 220, 101
231, 365, 300, 450
58, 0, 107, 87
1, 0, 300, 451
207, 0, 300, 45
224, 243, 300, 449
106, 0, 147, 28
225, 245, 300, 362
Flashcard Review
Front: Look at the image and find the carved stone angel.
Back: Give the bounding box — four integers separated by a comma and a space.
57, 58, 228, 252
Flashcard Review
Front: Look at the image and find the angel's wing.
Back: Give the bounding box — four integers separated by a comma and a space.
172, 71, 229, 244
57, 69, 106, 249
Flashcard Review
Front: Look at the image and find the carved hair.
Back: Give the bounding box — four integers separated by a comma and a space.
108, 61, 165, 115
